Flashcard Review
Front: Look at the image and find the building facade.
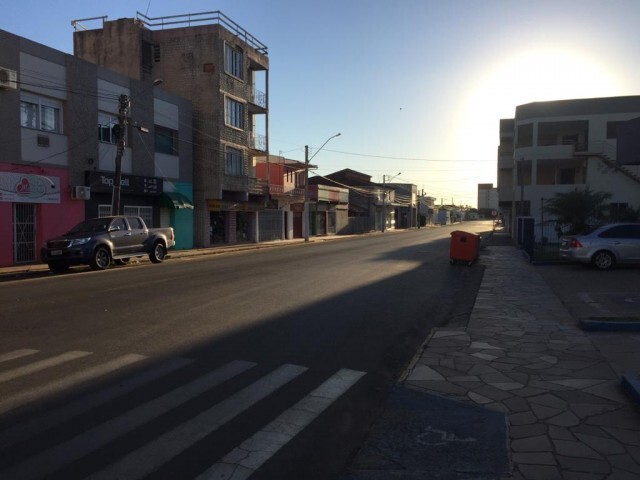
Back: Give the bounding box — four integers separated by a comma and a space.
0, 30, 193, 267
477, 183, 499, 216
498, 96, 640, 236
73, 12, 269, 247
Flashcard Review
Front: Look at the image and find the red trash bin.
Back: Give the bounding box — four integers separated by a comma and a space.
450, 231, 481, 265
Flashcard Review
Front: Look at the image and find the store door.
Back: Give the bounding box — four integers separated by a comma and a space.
14, 203, 36, 263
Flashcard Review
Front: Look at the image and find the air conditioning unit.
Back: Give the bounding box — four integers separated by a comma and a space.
71, 186, 91, 200
0, 67, 17, 90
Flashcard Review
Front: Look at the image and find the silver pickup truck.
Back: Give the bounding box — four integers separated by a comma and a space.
41, 216, 175, 273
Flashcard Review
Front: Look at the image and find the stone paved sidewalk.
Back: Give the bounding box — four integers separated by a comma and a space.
403, 247, 640, 480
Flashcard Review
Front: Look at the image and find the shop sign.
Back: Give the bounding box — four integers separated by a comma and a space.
86, 171, 162, 196
0, 172, 60, 204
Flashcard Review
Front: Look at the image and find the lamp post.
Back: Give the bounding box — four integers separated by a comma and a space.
381, 172, 401, 232
111, 79, 163, 216
304, 132, 341, 242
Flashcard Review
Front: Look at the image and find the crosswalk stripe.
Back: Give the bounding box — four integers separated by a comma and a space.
85, 364, 309, 480
0, 350, 92, 384
196, 368, 367, 480
0, 349, 39, 364
0, 356, 193, 450
0, 353, 147, 415
1, 360, 257, 480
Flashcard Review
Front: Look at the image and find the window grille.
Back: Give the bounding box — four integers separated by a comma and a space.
13, 204, 36, 263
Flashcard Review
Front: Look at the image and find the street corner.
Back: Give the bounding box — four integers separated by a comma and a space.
344, 385, 510, 480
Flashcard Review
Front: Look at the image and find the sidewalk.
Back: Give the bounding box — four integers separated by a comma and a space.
347, 241, 640, 479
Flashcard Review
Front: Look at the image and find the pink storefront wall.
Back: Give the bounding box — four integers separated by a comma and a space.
0, 165, 84, 267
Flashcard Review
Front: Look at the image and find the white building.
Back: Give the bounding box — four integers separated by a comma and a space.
498, 96, 640, 236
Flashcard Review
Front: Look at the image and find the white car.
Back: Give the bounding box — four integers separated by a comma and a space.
559, 223, 640, 270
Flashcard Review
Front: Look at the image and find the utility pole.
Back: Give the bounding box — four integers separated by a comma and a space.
304, 145, 310, 241
111, 94, 130, 216
382, 174, 386, 233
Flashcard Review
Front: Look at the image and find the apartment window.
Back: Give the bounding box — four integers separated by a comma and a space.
98, 112, 124, 144
224, 43, 244, 80
225, 146, 244, 176
516, 123, 533, 148
225, 97, 245, 129
155, 125, 179, 155
559, 168, 575, 185
20, 94, 62, 133
98, 205, 112, 218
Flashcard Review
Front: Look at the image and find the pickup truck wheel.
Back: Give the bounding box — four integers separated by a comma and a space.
149, 242, 166, 264
90, 246, 111, 270
48, 262, 69, 274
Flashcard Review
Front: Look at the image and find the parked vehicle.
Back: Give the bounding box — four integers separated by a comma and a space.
559, 223, 640, 270
41, 216, 175, 273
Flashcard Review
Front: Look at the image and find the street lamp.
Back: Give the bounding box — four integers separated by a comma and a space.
382, 172, 401, 232
110, 79, 163, 216
304, 132, 341, 242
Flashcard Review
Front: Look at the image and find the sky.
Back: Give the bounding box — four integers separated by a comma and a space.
3, 0, 640, 207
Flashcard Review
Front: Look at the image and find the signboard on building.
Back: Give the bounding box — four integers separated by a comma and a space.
86, 171, 163, 196
0, 172, 61, 204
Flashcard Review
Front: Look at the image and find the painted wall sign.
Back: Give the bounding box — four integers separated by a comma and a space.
0, 172, 61, 204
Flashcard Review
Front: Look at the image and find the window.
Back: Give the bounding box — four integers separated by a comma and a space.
224, 43, 244, 79
225, 97, 245, 129
20, 95, 62, 133
155, 125, 179, 155
111, 218, 127, 231
516, 123, 533, 148
98, 205, 112, 218
559, 168, 575, 185
127, 217, 145, 229
98, 113, 123, 144
599, 225, 640, 239
225, 147, 244, 176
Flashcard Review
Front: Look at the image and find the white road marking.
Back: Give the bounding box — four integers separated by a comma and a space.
1, 360, 256, 480
0, 353, 146, 415
0, 351, 92, 384
196, 368, 366, 480
0, 356, 192, 449
0, 349, 39, 364
86, 364, 308, 480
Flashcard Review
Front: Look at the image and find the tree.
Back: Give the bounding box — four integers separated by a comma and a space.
544, 187, 612, 235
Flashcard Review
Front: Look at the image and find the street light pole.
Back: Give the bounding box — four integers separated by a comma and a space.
381, 172, 401, 233
304, 133, 341, 242
111, 94, 130, 216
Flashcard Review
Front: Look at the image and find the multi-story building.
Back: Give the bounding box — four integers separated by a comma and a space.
73, 11, 269, 247
0, 30, 193, 267
477, 183, 498, 216
498, 96, 640, 236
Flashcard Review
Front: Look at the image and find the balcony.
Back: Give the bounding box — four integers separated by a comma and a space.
250, 133, 267, 152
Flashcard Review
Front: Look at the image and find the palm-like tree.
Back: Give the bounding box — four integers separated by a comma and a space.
544, 187, 612, 235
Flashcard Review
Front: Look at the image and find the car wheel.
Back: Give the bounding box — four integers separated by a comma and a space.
48, 262, 69, 274
90, 246, 111, 270
591, 250, 615, 270
114, 258, 130, 266
149, 242, 166, 264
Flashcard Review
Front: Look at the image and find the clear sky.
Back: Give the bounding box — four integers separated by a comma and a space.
4, 0, 640, 207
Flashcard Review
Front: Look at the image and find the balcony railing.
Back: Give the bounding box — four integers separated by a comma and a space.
250, 133, 267, 152
248, 177, 268, 194
251, 89, 267, 109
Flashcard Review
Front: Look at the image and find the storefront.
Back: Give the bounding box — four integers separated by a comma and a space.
0, 166, 83, 266
208, 200, 262, 244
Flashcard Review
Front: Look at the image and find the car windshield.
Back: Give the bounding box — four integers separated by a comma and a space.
68, 218, 111, 234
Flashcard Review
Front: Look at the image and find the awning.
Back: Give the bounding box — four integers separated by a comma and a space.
161, 192, 194, 209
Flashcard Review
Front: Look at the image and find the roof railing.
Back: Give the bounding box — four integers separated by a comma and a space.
136, 11, 268, 54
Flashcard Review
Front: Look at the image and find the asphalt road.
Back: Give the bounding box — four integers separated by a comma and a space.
0, 221, 492, 480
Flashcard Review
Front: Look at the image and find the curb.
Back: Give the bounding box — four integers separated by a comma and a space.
621, 373, 640, 406
578, 317, 640, 332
